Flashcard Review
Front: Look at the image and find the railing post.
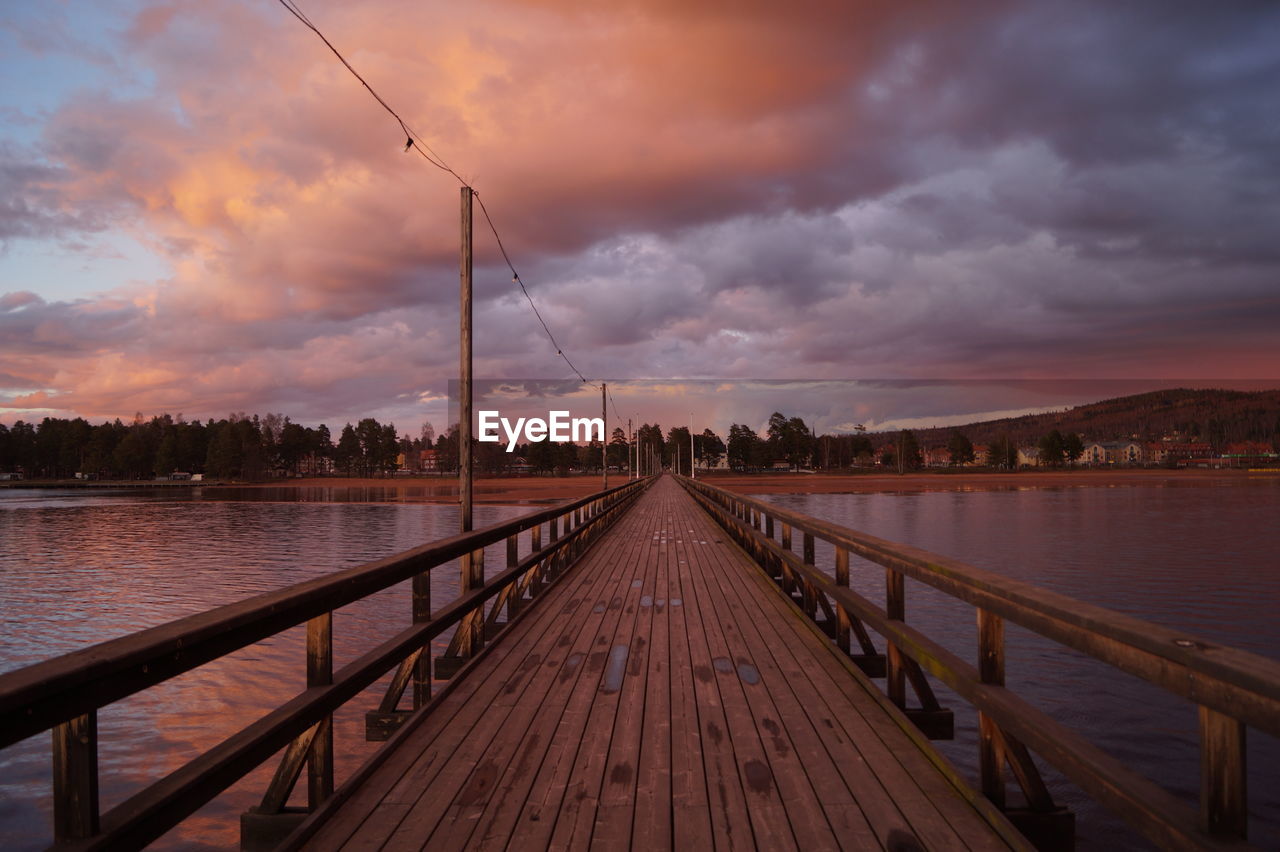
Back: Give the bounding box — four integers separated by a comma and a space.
468, 546, 485, 646
52, 712, 99, 841
835, 548, 851, 653
307, 612, 333, 807
977, 608, 1005, 808
413, 569, 431, 708
506, 534, 520, 620
886, 568, 906, 708
802, 533, 817, 616
765, 514, 774, 539
1200, 706, 1247, 838
530, 523, 544, 595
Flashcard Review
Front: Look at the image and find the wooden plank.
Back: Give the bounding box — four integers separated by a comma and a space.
475, 495, 656, 849
670, 501, 760, 851
629, 513, 674, 851
676, 501, 846, 851
734, 553, 1019, 852
675, 502, 799, 851
435, 493, 655, 850
303, 502, 647, 851
541, 493, 658, 849
696, 491, 1007, 850
665, 513, 716, 850
300, 479, 1025, 852
345, 525, 643, 849
685, 488, 1017, 849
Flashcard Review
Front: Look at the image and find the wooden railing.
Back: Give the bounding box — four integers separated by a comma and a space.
677, 475, 1276, 851
0, 476, 651, 850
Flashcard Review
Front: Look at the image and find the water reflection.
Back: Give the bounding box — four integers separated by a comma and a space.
0, 492, 531, 850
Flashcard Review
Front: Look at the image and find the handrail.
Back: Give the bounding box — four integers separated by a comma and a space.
0, 475, 651, 849
677, 475, 1272, 850
0, 477, 642, 747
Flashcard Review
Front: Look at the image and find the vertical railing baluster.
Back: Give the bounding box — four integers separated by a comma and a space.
1200, 706, 1247, 838
413, 568, 431, 708
802, 533, 817, 617
780, 524, 794, 595
472, 546, 486, 644
506, 534, 520, 621
835, 548, 851, 653
886, 568, 906, 708
531, 523, 543, 596
977, 608, 1005, 808
307, 612, 333, 807
53, 712, 99, 841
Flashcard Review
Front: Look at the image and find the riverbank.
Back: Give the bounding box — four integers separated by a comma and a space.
4, 467, 1274, 503
697, 466, 1279, 494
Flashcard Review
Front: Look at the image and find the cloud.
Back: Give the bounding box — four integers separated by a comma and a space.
1, 0, 1278, 427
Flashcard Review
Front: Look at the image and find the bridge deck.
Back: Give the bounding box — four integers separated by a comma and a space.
297, 477, 1025, 851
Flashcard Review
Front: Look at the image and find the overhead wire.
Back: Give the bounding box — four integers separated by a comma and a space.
278, 0, 640, 435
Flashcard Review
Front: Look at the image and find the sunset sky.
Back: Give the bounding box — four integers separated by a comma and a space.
2, 1, 1278, 435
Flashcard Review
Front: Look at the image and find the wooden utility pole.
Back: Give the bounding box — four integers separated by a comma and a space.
460, 186, 474, 533
458, 185, 479, 656
690, 413, 696, 480
628, 418, 633, 480
602, 383, 608, 490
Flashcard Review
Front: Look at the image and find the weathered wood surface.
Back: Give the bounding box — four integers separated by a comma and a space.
290, 477, 1027, 851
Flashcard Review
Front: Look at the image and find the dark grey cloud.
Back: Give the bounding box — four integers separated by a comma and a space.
0, 290, 147, 354
0, 147, 106, 242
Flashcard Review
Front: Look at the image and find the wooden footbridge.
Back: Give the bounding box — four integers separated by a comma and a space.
2, 474, 1278, 850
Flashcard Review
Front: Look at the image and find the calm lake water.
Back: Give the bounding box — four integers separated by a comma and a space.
0, 480, 1277, 849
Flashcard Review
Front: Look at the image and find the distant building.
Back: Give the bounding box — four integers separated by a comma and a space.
298, 454, 335, 476
1082, 441, 1144, 466
970, 445, 989, 466
1221, 441, 1279, 468
420, 449, 441, 473
1161, 442, 1213, 464
923, 447, 950, 468
1016, 447, 1040, 468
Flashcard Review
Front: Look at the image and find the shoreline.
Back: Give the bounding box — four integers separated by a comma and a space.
3, 467, 1275, 502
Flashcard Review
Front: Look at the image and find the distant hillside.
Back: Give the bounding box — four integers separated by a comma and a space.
898, 388, 1280, 450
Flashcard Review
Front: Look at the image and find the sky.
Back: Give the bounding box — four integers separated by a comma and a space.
2, 1, 1279, 436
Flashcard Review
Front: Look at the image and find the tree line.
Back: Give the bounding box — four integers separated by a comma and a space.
0, 413, 411, 480
9, 395, 1260, 481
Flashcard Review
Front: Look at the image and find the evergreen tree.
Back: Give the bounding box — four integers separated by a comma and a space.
947, 430, 975, 466
335, 424, 361, 475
